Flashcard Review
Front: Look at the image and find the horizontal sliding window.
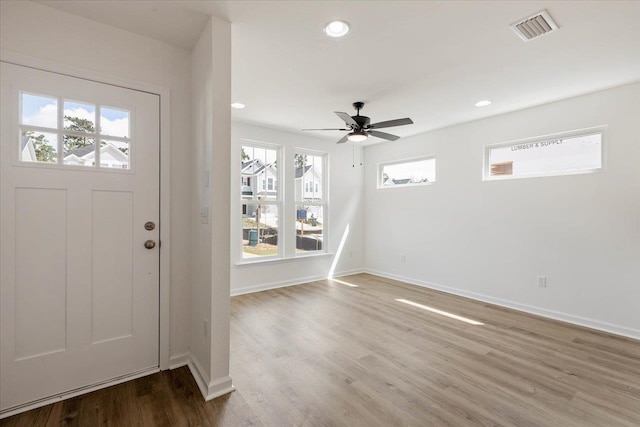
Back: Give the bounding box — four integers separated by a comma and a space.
378, 156, 436, 188
485, 128, 604, 180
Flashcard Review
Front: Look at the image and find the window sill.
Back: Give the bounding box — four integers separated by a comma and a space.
235, 252, 334, 267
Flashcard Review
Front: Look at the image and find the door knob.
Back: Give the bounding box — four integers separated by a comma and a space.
144, 240, 156, 249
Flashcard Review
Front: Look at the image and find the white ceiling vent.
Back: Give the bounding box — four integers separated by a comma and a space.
510, 10, 558, 42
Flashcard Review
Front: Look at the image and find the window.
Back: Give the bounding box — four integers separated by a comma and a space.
484, 128, 604, 180
240, 144, 280, 259
294, 152, 327, 254
19, 92, 131, 169
378, 156, 436, 188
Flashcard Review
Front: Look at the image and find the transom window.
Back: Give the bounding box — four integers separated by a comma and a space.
484, 128, 605, 180
19, 92, 131, 170
378, 156, 436, 188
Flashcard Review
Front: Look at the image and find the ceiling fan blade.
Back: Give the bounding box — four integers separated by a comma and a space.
368, 130, 400, 141
302, 128, 349, 131
335, 111, 358, 128
336, 135, 349, 144
369, 118, 413, 129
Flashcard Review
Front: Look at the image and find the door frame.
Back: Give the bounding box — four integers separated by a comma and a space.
0, 49, 172, 371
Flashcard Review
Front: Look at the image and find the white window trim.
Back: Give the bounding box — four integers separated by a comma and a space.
377, 154, 436, 189
239, 140, 283, 262
294, 148, 329, 257
483, 126, 607, 182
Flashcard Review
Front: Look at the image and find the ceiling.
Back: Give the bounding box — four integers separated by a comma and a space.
37, 1, 640, 145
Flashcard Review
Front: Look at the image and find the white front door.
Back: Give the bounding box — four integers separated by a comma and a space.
0, 62, 160, 412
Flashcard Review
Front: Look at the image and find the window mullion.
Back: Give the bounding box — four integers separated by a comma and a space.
57, 95, 63, 165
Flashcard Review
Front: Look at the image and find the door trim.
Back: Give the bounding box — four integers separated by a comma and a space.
0, 49, 172, 371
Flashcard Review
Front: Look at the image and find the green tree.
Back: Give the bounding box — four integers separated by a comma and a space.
21, 130, 56, 163
63, 116, 95, 153
295, 154, 307, 168
241, 147, 250, 161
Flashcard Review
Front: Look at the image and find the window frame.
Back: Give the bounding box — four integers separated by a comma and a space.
294, 149, 329, 256
483, 126, 607, 181
239, 141, 283, 261
377, 154, 437, 189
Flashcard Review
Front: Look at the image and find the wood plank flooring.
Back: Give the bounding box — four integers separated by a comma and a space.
2, 273, 639, 426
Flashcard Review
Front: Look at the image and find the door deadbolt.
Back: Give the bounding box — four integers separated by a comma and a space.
144, 240, 156, 249
144, 221, 156, 231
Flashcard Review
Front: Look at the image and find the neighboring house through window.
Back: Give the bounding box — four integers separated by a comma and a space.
240, 144, 280, 259
294, 151, 327, 254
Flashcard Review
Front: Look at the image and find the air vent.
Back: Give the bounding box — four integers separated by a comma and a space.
510, 10, 558, 42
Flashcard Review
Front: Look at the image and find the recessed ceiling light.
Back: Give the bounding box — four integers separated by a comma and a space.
324, 20, 350, 38
475, 100, 492, 107
231, 102, 245, 109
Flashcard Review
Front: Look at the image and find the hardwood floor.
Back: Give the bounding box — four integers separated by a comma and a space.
2, 273, 639, 426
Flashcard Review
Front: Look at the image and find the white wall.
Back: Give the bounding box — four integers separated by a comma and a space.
0, 1, 192, 360
364, 82, 640, 338
231, 123, 365, 295
190, 16, 233, 399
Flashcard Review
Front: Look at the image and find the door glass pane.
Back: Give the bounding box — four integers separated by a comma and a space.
296, 205, 323, 253
101, 107, 130, 138
100, 140, 130, 169
63, 137, 96, 167
21, 93, 57, 129
242, 204, 278, 258
64, 101, 96, 133
19, 130, 58, 163
63, 133, 96, 157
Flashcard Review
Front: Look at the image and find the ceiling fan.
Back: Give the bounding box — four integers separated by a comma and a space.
303, 102, 414, 144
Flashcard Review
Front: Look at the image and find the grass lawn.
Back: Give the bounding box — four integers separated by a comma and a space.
243, 244, 278, 256
243, 218, 270, 228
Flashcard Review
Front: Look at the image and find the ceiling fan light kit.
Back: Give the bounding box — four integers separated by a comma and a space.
303, 101, 414, 144
347, 130, 368, 142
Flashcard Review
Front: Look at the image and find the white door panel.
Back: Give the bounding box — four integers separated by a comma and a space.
1, 62, 160, 411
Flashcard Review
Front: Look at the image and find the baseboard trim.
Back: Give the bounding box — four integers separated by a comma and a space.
169, 352, 191, 370
187, 356, 235, 401
364, 269, 640, 341
0, 367, 159, 419
230, 269, 365, 296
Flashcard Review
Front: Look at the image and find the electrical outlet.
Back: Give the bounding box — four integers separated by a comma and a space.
203, 319, 208, 338
538, 276, 547, 288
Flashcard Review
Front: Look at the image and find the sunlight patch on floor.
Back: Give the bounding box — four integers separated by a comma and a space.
395, 298, 484, 325
331, 279, 359, 288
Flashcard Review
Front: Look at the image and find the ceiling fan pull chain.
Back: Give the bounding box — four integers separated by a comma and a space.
352, 141, 355, 167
